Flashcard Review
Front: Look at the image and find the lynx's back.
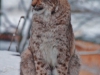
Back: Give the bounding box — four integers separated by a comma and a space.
20, 0, 80, 75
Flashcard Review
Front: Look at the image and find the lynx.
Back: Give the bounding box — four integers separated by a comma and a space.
20, 0, 80, 75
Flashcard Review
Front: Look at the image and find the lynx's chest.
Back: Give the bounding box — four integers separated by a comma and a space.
40, 38, 58, 67
31, 18, 68, 66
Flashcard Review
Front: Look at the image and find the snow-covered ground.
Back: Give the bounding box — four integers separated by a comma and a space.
0, 51, 20, 75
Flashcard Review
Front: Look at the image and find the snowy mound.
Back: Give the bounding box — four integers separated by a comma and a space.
0, 51, 21, 75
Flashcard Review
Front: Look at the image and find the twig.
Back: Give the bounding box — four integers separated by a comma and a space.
8, 16, 25, 51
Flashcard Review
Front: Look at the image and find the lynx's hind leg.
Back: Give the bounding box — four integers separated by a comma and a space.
20, 49, 36, 75
68, 53, 81, 75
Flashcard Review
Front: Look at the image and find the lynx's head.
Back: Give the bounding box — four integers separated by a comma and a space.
32, 0, 60, 16
32, 0, 70, 16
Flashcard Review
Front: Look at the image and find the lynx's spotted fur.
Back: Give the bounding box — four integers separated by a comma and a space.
20, 0, 81, 75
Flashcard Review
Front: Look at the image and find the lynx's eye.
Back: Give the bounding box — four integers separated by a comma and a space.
34, 6, 44, 11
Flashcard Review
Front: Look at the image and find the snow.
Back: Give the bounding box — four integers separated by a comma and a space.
0, 51, 21, 75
